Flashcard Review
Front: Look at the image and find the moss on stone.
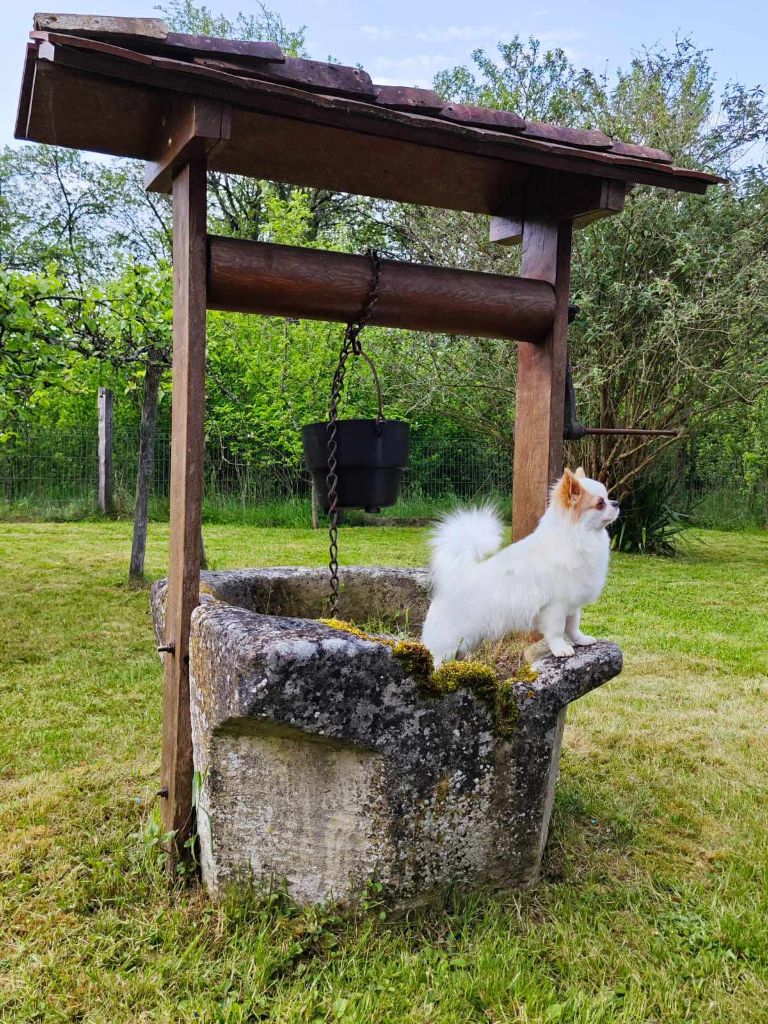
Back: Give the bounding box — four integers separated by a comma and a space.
428, 660, 495, 700
321, 619, 435, 684
493, 678, 521, 738
320, 618, 534, 738
319, 617, 392, 645
511, 663, 540, 684
392, 641, 434, 684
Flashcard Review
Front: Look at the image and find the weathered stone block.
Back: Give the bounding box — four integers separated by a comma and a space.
151, 567, 621, 907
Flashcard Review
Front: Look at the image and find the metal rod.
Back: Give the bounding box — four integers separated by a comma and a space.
582, 427, 679, 437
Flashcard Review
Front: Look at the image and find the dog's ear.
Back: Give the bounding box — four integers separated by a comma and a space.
574, 466, 586, 480
561, 467, 582, 503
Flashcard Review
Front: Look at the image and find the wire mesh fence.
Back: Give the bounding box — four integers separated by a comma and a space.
0, 424, 515, 516
0, 423, 763, 526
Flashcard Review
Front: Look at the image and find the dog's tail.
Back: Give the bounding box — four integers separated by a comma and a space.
429, 506, 504, 591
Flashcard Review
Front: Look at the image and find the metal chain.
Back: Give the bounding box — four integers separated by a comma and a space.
326, 250, 381, 616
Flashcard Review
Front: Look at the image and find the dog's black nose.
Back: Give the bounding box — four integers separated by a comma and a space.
610, 500, 620, 509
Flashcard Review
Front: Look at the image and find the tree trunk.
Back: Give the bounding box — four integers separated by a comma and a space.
129, 361, 161, 583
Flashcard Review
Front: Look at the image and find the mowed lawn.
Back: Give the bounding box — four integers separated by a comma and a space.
1, 521, 767, 1023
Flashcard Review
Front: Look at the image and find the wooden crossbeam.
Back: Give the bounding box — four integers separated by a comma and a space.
207, 237, 556, 343
145, 98, 231, 193
490, 178, 626, 245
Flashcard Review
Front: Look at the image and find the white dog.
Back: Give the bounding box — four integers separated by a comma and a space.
421, 467, 619, 665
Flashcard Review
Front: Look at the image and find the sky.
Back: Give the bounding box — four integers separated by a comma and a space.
2, 0, 767, 150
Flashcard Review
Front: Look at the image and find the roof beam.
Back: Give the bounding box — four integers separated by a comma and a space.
490, 177, 626, 245
145, 99, 231, 193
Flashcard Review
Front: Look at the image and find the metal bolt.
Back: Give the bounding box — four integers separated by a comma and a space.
157, 787, 169, 798
157, 643, 175, 654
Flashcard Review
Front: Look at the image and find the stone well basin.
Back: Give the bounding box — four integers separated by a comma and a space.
151, 567, 622, 907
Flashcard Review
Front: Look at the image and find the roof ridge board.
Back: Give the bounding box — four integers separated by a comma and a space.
373, 85, 443, 112
609, 140, 673, 164
31, 30, 156, 64
164, 33, 284, 63
211, 53, 375, 99
30, 39, 722, 188
521, 121, 613, 150
33, 12, 169, 40
440, 104, 526, 132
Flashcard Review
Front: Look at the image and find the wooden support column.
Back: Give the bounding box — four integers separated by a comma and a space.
512, 219, 573, 540
159, 157, 208, 861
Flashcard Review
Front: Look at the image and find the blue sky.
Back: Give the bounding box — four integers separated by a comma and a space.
2, 0, 767, 149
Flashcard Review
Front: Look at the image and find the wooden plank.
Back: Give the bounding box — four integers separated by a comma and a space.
207, 236, 555, 341
14, 44, 36, 140
522, 122, 613, 149
97, 387, 114, 514
24, 56, 160, 158
440, 104, 525, 131
239, 55, 375, 98
609, 140, 673, 163
31, 30, 155, 64
33, 12, 168, 43
159, 157, 208, 868
165, 33, 283, 62
491, 178, 626, 245
512, 219, 573, 540
373, 85, 443, 112
489, 216, 524, 246
145, 98, 231, 193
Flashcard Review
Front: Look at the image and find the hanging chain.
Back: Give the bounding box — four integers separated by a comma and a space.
326, 250, 381, 616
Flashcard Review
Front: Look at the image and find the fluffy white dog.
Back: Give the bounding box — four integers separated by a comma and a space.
421, 467, 619, 665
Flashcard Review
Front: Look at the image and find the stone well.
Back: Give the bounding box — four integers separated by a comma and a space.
151, 567, 622, 907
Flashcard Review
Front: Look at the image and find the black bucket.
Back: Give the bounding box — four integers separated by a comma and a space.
302, 419, 410, 513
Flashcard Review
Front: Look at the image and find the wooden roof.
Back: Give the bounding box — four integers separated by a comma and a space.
16, 14, 724, 218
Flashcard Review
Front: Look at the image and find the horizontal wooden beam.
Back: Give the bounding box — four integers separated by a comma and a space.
145, 98, 231, 192
207, 237, 556, 343
490, 178, 626, 246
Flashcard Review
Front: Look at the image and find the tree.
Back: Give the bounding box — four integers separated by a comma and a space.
385, 37, 768, 499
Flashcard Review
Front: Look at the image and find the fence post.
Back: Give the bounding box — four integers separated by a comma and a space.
311, 480, 319, 529
98, 387, 114, 514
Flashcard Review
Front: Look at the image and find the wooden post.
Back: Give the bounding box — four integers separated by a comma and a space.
311, 480, 319, 530
97, 387, 113, 514
512, 219, 573, 540
159, 157, 208, 864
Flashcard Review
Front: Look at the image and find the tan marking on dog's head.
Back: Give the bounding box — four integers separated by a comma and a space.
553, 468, 610, 519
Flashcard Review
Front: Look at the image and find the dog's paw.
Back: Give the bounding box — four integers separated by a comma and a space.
572, 633, 596, 646
549, 641, 575, 658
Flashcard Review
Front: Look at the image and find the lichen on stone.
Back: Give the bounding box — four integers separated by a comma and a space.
319, 619, 434, 684
319, 618, 533, 738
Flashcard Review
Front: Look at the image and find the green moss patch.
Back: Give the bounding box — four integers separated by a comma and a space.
319, 618, 536, 737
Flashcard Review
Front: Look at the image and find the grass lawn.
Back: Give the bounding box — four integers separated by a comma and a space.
1, 521, 767, 1023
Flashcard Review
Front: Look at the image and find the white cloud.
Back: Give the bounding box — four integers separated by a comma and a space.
536, 29, 587, 44
372, 74, 435, 89
373, 53, 449, 70
359, 26, 397, 40
415, 25, 501, 43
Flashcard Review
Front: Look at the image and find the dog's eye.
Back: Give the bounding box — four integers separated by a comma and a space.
596, 499, 606, 510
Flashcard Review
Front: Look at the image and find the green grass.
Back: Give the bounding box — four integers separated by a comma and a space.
1, 522, 767, 1022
